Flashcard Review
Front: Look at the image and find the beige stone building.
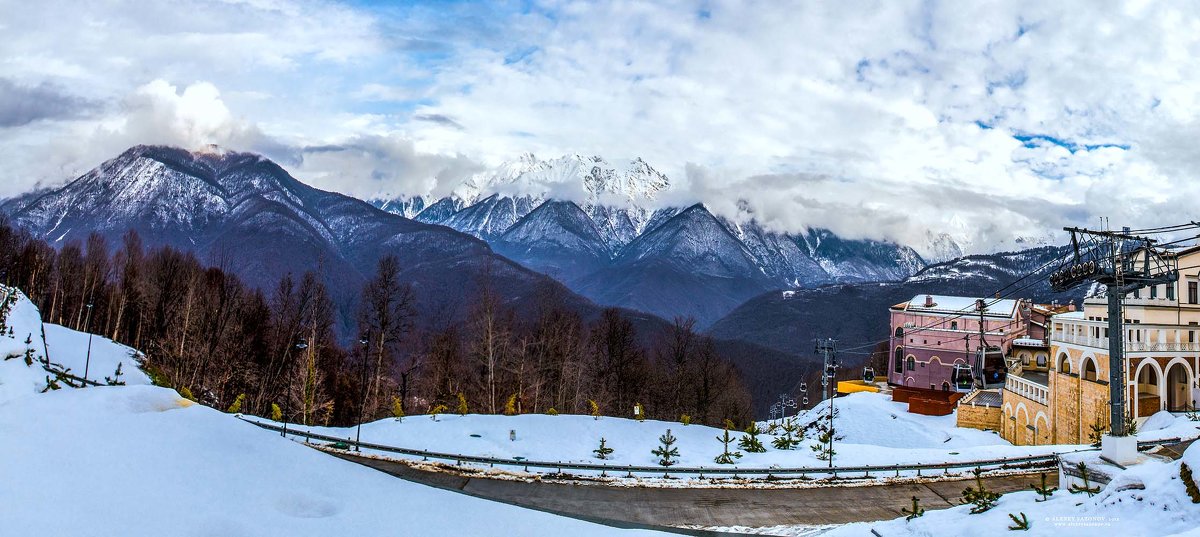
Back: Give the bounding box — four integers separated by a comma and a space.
985, 246, 1200, 446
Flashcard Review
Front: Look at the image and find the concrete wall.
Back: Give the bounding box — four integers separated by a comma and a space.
957, 404, 1002, 431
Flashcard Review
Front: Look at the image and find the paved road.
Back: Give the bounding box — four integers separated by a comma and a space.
328, 451, 1055, 530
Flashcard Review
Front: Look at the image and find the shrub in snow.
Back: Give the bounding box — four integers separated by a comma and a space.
901, 496, 924, 520
1031, 472, 1056, 502
680, 414, 690, 426
41, 375, 61, 392
23, 335, 34, 366
651, 429, 680, 466
226, 393, 245, 414
713, 427, 743, 464
392, 396, 405, 422
456, 393, 468, 416
809, 417, 843, 461
504, 394, 517, 416
634, 402, 645, 422
104, 363, 125, 386
429, 404, 448, 421
1181, 463, 1200, 504
178, 386, 196, 402
588, 399, 600, 420
739, 423, 767, 453
271, 403, 282, 422
1007, 512, 1030, 531
593, 437, 614, 460
962, 467, 1001, 513
546, 408, 558, 416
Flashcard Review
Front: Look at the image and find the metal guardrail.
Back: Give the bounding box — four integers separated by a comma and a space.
237, 417, 1181, 480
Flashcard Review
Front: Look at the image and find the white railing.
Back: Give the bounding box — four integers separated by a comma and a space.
1051, 332, 1200, 353
1050, 332, 1108, 349
1005, 374, 1049, 405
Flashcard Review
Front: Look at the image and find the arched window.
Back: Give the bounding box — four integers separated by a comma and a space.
1036, 354, 1047, 367
894, 348, 904, 373
1083, 359, 1098, 381
895, 326, 905, 338
941, 381, 950, 391
906, 356, 916, 371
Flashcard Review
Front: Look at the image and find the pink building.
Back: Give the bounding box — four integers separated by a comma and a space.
887, 295, 1031, 391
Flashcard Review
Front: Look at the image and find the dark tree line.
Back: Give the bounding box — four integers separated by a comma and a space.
0, 219, 752, 427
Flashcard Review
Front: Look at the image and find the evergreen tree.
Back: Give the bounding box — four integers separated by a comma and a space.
962, 467, 1001, 513
588, 399, 600, 420
901, 496, 924, 520
271, 403, 282, 422
104, 362, 125, 386
593, 437, 614, 460
772, 418, 801, 450
392, 396, 405, 422
738, 422, 767, 453
1030, 472, 1056, 502
809, 416, 843, 462
1007, 512, 1030, 531
1068, 462, 1100, 497
429, 403, 448, 421
456, 392, 468, 416
651, 429, 680, 466
23, 335, 33, 366
713, 427, 743, 464
226, 393, 246, 413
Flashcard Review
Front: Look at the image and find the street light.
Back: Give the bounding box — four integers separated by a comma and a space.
82, 302, 94, 386
355, 335, 370, 452
283, 340, 308, 439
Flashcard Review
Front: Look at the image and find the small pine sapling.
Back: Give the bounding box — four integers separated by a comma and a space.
23, 335, 34, 366
41, 375, 61, 392
772, 418, 801, 450
456, 392, 468, 416
680, 414, 691, 426
1007, 512, 1030, 531
226, 393, 246, 414
1181, 462, 1200, 503
1031, 472, 1057, 502
392, 396, 405, 422
651, 429, 680, 466
738, 423, 767, 453
271, 403, 283, 422
546, 407, 558, 416
713, 427, 743, 464
504, 394, 518, 416
1087, 421, 1106, 447
634, 402, 645, 422
593, 437, 615, 460
104, 362, 125, 386
962, 467, 1001, 513
901, 496, 924, 520
1068, 462, 1100, 497
429, 403, 448, 421
809, 419, 843, 462
588, 399, 600, 420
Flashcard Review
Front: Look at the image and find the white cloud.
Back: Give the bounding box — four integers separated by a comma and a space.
3, 0, 1200, 254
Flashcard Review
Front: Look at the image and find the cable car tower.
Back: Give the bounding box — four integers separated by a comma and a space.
1049, 226, 1178, 440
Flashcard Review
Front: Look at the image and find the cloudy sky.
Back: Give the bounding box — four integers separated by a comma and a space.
2, 0, 1199, 253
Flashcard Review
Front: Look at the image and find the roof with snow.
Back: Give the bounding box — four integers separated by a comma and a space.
896, 295, 1020, 318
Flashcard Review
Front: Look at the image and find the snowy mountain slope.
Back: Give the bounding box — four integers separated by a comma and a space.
491, 200, 612, 284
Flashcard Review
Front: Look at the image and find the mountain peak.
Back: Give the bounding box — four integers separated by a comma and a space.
453, 153, 670, 207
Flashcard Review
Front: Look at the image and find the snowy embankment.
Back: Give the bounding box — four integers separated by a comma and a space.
0, 289, 665, 537
279, 390, 1195, 476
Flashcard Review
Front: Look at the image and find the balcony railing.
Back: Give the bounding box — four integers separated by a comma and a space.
1004, 374, 1049, 405
1050, 331, 1200, 353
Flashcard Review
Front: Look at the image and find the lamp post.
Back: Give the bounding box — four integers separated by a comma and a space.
283, 340, 307, 439
82, 302, 94, 386
355, 334, 371, 452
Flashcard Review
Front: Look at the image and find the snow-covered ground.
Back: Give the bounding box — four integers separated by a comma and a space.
276, 390, 1197, 476
0, 289, 665, 536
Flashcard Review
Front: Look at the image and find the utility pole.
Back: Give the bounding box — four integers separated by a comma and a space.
816, 338, 837, 468
975, 298, 988, 389
1050, 225, 1177, 461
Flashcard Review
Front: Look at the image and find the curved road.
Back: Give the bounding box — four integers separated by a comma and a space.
327, 450, 1054, 531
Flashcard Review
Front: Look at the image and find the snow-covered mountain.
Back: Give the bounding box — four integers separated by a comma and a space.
0, 145, 597, 331
371, 153, 929, 325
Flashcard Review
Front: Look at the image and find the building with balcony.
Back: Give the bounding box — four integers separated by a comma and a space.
888, 294, 1039, 392
994, 246, 1200, 446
